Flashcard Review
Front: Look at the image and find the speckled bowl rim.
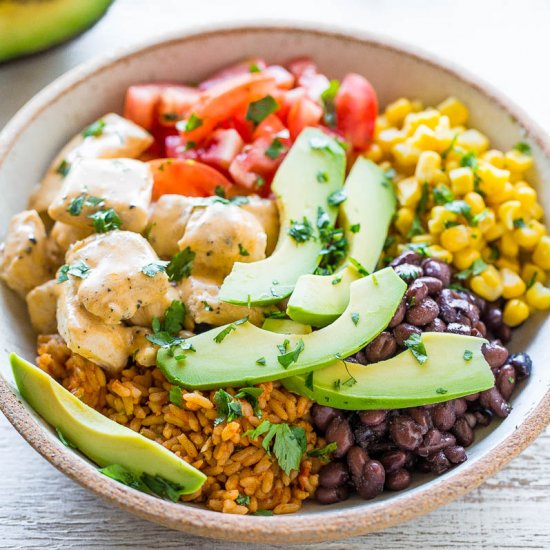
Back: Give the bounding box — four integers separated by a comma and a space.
0, 21, 549, 544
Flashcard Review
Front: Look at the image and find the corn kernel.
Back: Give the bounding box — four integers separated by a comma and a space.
411, 100, 424, 112
427, 245, 453, 263
411, 125, 440, 151
365, 143, 383, 162
411, 234, 434, 245
470, 265, 502, 301
374, 115, 390, 136
469, 226, 484, 249
525, 282, 550, 310
477, 210, 496, 233
449, 167, 474, 195
391, 142, 422, 168
499, 232, 519, 257
481, 245, 499, 263
496, 256, 520, 272
477, 162, 510, 196
464, 192, 485, 215
482, 149, 506, 168
513, 184, 537, 208
502, 298, 529, 327
437, 97, 469, 126
500, 268, 526, 299
427, 206, 457, 234
453, 248, 480, 271
402, 109, 441, 136
440, 224, 470, 252
486, 181, 515, 206
395, 207, 414, 237
505, 149, 533, 173
415, 151, 441, 182
527, 202, 544, 220
513, 222, 542, 250
377, 128, 406, 153
521, 263, 547, 286
397, 177, 422, 208
484, 221, 506, 242
532, 235, 550, 270
456, 129, 489, 154
385, 98, 413, 127
497, 200, 523, 230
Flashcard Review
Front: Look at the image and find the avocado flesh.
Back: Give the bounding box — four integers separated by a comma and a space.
219, 128, 346, 306
158, 267, 406, 390
287, 158, 396, 327
262, 318, 312, 334
281, 333, 495, 410
11, 354, 206, 493
0, 0, 113, 62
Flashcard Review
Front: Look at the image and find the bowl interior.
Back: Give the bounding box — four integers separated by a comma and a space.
0, 25, 549, 539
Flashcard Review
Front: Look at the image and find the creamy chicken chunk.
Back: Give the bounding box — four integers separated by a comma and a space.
179, 276, 264, 326
29, 113, 153, 213
241, 195, 280, 255
146, 195, 196, 258
0, 210, 53, 297
47, 222, 93, 266
66, 231, 170, 324
128, 285, 182, 327
48, 158, 153, 233
26, 279, 59, 334
178, 203, 267, 279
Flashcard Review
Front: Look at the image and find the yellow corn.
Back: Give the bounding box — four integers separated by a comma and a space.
440, 224, 470, 252
394, 207, 415, 237
513, 221, 542, 250
411, 233, 435, 244
527, 202, 544, 220
426, 244, 453, 263
427, 206, 457, 234
477, 162, 510, 197
505, 149, 533, 173
449, 167, 474, 195
470, 265, 503, 301
496, 256, 521, 273
513, 184, 537, 208
377, 128, 406, 153
499, 232, 519, 257
525, 282, 550, 310
477, 209, 496, 233
532, 235, 550, 270
365, 143, 383, 162
453, 248, 480, 271
456, 129, 489, 154
468, 226, 483, 249
484, 221, 506, 242
411, 125, 440, 151
521, 262, 547, 286
500, 268, 526, 299
385, 98, 413, 127
486, 181, 515, 206
482, 149, 506, 168
437, 97, 469, 126
502, 298, 530, 327
402, 109, 441, 136
463, 192, 485, 214
391, 142, 422, 168
497, 200, 523, 230
415, 151, 441, 182
397, 177, 422, 208
374, 115, 390, 136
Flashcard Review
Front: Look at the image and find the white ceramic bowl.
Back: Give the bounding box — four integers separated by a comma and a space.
0, 23, 549, 544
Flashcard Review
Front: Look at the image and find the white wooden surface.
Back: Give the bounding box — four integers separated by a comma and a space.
1, 0, 549, 547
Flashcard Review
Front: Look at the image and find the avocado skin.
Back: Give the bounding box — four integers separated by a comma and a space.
287, 158, 396, 327
281, 333, 495, 410
158, 267, 406, 390
219, 127, 346, 306
11, 353, 206, 493
0, 0, 113, 62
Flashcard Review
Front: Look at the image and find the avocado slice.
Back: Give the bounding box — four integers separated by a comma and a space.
0, 0, 113, 62
11, 354, 206, 493
281, 333, 495, 410
262, 318, 312, 335
287, 158, 396, 327
158, 267, 406, 389
219, 128, 346, 306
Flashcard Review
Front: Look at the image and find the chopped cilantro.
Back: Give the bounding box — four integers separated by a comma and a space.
236, 494, 251, 506
288, 217, 315, 243
514, 141, 532, 155
316, 207, 348, 274
460, 151, 479, 170
214, 389, 243, 425
277, 339, 290, 355
332, 275, 343, 285
169, 386, 183, 407
327, 189, 347, 207
256, 356, 266, 366
433, 184, 454, 205
249, 63, 261, 73
265, 310, 286, 319
141, 261, 169, 277
277, 339, 305, 368
405, 242, 431, 257
246, 95, 278, 125
404, 333, 428, 364
213, 317, 248, 343
57, 260, 91, 283
320, 79, 340, 127
214, 185, 226, 198
100, 464, 148, 492
309, 136, 343, 155
407, 215, 424, 238
305, 371, 314, 391
184, 113, 203, 132
255, 175, 265, 188
316, 171, 329, 183
166, 247, 195, 282
253, 510, 273, 516
526, 272, 538, 290
265, 138, 285, 159
162, 112, 180, 122
351, 312, 360, 326
348, 257, 369, 277
56, 159, 71, 177
202, 301, 213, 312
513, 218, 527, 228
238, 243, 250, 256
444, 200, 475, 225
88, 208, 122, 233
56, 427, 76, 448
435, 388, 448, 395
455, 258, 488, 280
307, 441, 337, 459
417, 181, 430, 214
333, 379, 341, 391
140, 473, 187, 502
350, 223, 361, 233
463, 349, 473, 362
82, 119, 106, 138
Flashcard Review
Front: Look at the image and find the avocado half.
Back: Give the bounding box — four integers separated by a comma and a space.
0, 0, 114, 63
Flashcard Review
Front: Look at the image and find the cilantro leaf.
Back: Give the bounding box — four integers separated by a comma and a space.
249, 63, 261, 73
141, 261, 169, 277
99, 464, 148, 491
514, 141, 532, 155
238, 243, 250, 256
236, 494, 250, 506
348, 257, 369, 277
433, 184, 454, 205
56, 159, 71, 177
351, 312, 360, 326
213, 317, 248, 343
455, 258, 488, 281
350, 223, 361, 233
320, 79, 340, 127
57, 260, 91, 283
435, 387, 448, 395
163, 300, 186, 335
307, 441, 337, 458
316, 171, 329, 183
169, 386, 183, 407
463, 349, 473, 362
404, 333, 428, 364
277, 339, 305, 368
253, 510, 273, 516
444, 200, 475, 225
265, 310, 286, 319
166, 247, 195, 282
327, 189, 347, 207
407, 215, 424, 238
265, 137, 285, 159
141, 473, 187, 503
417, 181, 430, 214
246, 95, 278, 125
288, 217, 315, 243
88, 208, 122, 233
82, 119, 106, 138
235, 386, 263, 417
305, 371, 314, 391
56, 427, 76, 448
214, 389, 243, 425
256, 356, 266, 366
184, 113, 203, 132
67, 193, 105, 216
460, 151, 479, 170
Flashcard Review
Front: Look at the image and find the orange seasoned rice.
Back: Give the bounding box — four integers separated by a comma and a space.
36, 334, 323, 515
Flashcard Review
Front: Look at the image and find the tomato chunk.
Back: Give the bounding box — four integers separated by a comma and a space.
264, 65, 295, 90
158, 86, 200, 127
287, 95, 323, 140
334, 73, 378, 149
148, 158, 232, 200
124, 84, 165, 130
287, 58, 329, 101
198, 58, 267, 90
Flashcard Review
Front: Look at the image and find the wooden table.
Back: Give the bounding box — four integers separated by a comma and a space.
1, 0, 549, 547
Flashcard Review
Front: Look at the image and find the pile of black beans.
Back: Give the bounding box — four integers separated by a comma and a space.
313, 251, 533, 505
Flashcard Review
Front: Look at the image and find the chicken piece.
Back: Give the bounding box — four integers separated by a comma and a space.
26, 279, 59, 334
129, 327, 157, 367
48, 158, 153, 233
241, 195, 279, 255
29, 113, 153, 213
179, 276, 264, 326
0, 210, 53, 297
66, 231, 170, 324
47, 222, 93, 266
178, 203, 267, 279
146, 195, 196, 258
57, 277, 134, 373
127, 285, 181, 327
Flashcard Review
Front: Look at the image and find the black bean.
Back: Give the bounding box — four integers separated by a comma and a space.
508, 352, 532, 380
353, 424, 375, 449
453, 398, 468, 416
481, 341, 509, 369
390, 250, 423, 267
417, 428, 456, 457
393, 323, 421, 346
325, 417, 355, 457
406, 280, 429, 304
426, 450, 451, 474
394, 263, 423, 283
316, 485, 350, 504
389, 299, 407, 328
389, 416, 424, 450
483, 304, 503, 331
406, 297, 440, 326
318, 461, 350, 488
421, 258, 452, 286
432, 401, 456, 431
463, 412, 477, 429
417, 276, 444, 295
444, 445, 467, 465
380, 450, 407, 473
496, 324, 512, 344
356, 460, 385, 500
364, 332, 397, 363
452, 416, 475, 447
474, 409, 493, 427
464, 392, 480, 402
353, 349, 368, 365
446, 322, 471, 335
359, 410, 387, 426
385, 469, 412, 491
479, 387, 512, 418
310, 404, 344, 432
473, 320, 487, 337
496, 364, 516, 400
407, 408, 432, 434
347, 446, 369, 484
370, 419, 389, 438
425, 318, 447, 332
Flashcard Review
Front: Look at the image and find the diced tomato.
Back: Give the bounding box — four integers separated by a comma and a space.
287, 58, 329, 101
334, 73, 378, 149
264, 65, 295, 89
148, 158, 232, 200
198, 58, 267, 91
124, 84, 165, 130
252, 114, 287, 140
158, 86, 200, 127
287, 95, 323, 140
287, 58, 318, 80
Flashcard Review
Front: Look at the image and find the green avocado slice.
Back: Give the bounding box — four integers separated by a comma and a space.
11, 354, 206, 493
281, 333, 495, 410
287, 158, 396, 327
219, 127, 346, 306
262, 318, 312, 335
158, 267, 406, 389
